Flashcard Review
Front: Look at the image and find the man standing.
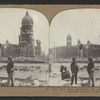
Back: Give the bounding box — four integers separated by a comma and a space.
87, 57, 95, 87
71, 58, 79, 85
7, 57, 14, 86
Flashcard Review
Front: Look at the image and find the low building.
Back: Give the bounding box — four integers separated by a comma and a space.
50, 34, 100, 60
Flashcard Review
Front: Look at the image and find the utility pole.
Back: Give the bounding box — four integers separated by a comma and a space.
48, 24, 51, 76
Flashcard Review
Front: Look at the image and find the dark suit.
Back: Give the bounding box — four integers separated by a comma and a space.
87, 62, 94, 86
71, 62, 79, 85
7, 61, 14, 86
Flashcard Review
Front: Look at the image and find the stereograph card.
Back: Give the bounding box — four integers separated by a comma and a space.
0, 5, 99, 97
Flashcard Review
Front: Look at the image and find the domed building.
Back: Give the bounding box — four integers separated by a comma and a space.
0, 11, 42, 58
19, 11, 35, 57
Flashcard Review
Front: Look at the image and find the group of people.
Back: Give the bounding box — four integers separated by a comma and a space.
6, 56, 95, 87
60, 57, 95, 87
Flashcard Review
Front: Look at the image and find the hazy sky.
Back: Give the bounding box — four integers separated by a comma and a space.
50, 9, 100, 48
1, 8, 100, 54
0, 8, 49, 54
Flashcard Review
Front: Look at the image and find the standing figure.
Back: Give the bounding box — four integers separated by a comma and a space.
71, 58, 79, 85
6, 57, 14, 86
60, 65, 67, 80
87, 57, 95, 87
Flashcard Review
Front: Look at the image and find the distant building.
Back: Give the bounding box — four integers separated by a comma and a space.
77, 39, 81, 46
67, 34, 72, 46
50, 34, 100, 60
0, 11, 42, 58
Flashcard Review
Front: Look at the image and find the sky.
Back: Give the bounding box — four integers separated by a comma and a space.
50, 9, 100, 48
0, 8, 49, 54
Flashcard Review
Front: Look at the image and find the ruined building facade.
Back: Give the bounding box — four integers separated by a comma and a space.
50, 34, 100, 60
0, 11, 42, 58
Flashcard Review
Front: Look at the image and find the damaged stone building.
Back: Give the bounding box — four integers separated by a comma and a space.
50, 34, 100, 60
0, 11, 42, 58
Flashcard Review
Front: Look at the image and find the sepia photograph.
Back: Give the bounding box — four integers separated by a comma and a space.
50, 9, 100, 87
0, 8, 49, 87
0, 8, 100, 87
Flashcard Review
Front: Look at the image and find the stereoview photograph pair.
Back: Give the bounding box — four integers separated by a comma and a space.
0, 8, 99, 88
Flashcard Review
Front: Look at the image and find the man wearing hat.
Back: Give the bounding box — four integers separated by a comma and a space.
6, 57, 14, 86
70, 58, 79, 85
87, 57, 94, 87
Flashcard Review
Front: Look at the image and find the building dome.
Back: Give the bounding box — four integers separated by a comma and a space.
87, 40, 91, 45
67, 34, 72, 39
77, 39, 81, 44
22, 11, 33, 26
